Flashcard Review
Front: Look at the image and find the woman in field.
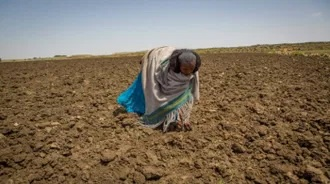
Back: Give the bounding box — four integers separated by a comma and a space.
117, 46, 201, 132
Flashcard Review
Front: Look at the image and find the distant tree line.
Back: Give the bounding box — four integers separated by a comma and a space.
54, 55, 67, 57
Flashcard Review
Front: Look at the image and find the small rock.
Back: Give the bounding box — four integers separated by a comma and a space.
250, 102, 265, 114
50, 122, 61, 126
13, 153, 26, 163
257, 125, 268, 136
81, 170, 90, 181
142, 128, 154, 135
214, 164, 227, 176
270, 164, 289, 174
0, 133, 6, 140
245, 169, 257, 181
75, 122, 85, 132
39, 152, 46, 158
87, 137, 93, 143
117, 145, 132, 157
308, 160, 323, 168
76, 162, 90, 170
45, 127, 52, 133
61, 150, 72, 157
2, 128, 15, 135
71, 171, 77, 178
100, 150, 117, 164
120, 121, 133, 128
27, 172, 44, 183
73, 131, 80, 138
145, 151, 159, 163
253, 154, 265, 160
58, 175, 66, 183
266, 154, 276, 160
133, 171, 146, 184
0, 114, 7, 120
33, 142, 45, 151
239, 126, 248, 133
44, 166, 54, 179
222, 122, 236, 131
36, 122, 60, 128
63, 168, 70, 176
6, 179, 14, 184
216, 143, 226, 150
304, 165, 328, 183
231, 143, 246, 153
140, 166, 163, 180
223, 132, 230, 140
27, 129, 36, 136
194, 160, 203, 169
118, 167, 130, 181
301, 112, 308, 116
194, 172, 202, 178
49, 143, 60, 149
179, 158, 193, 166
13, 123, 19, 127
63, 122, 76, 130
285, 172, 299, 183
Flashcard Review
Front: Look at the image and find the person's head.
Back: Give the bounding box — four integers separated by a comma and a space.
169, 49, 201, 75
178, 52, 196, 76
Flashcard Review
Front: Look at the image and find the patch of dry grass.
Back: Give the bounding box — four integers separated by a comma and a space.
2, 42, 329, 63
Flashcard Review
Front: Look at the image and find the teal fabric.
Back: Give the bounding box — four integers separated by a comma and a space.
117, 72, 145, 115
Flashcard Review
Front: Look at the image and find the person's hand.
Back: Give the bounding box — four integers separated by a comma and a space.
177, 111, 192, 131
183, 121, 192, 131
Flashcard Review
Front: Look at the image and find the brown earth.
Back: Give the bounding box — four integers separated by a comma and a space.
0, 53, 329, 184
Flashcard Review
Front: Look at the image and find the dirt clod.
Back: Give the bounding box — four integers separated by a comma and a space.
231, 143, 246, 153
140, 166, 163, 180
100, 150, 117, 164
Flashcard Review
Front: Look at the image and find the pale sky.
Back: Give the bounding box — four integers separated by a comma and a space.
0, 0, 329, 59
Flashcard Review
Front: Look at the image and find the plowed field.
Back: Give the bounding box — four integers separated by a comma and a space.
0, 53, 329, 183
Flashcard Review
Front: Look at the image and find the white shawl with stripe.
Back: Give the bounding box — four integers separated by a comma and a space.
140, 46, 200, 116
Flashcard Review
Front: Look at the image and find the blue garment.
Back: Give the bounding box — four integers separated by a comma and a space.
117, 72, 145, 115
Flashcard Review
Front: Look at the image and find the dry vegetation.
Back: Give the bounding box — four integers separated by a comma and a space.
2, 42, 330, 62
